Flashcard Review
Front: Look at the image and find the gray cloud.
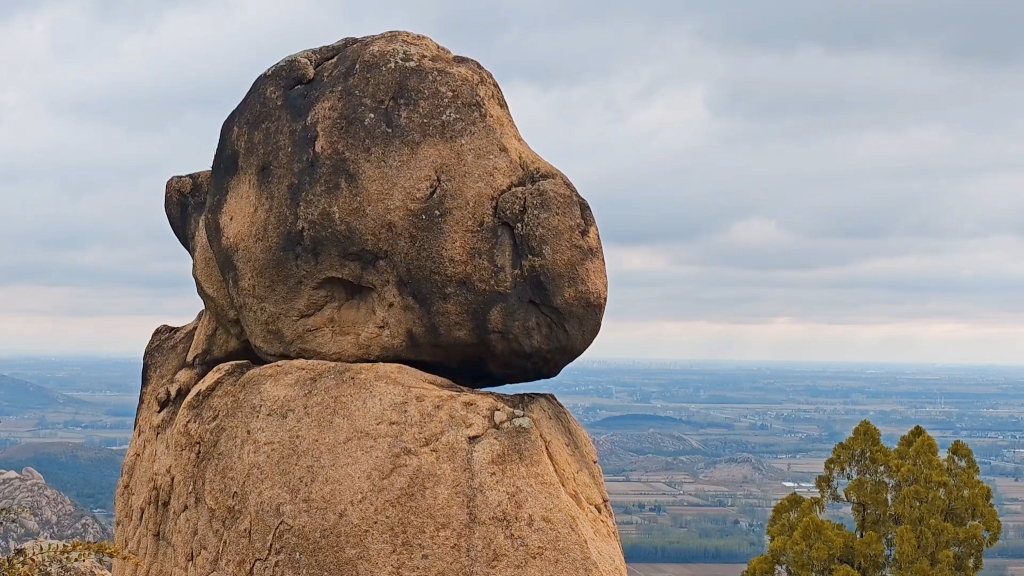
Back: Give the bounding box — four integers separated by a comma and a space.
675, 0, 1024, 64
3, 0, 1024, 359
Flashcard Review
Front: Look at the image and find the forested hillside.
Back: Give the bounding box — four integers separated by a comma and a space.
0, 442, 124, 512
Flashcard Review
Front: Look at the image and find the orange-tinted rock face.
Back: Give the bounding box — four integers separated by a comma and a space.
114, 319, 626, 576
116, 31, 623, 576
167, 31, 607, 387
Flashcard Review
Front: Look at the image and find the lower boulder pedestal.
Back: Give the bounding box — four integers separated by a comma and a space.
114, 320, 626, 576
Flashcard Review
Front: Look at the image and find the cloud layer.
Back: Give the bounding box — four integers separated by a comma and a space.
3, 1, 1024, 361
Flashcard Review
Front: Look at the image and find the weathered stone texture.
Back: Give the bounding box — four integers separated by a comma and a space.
115, 30, 622, 576
168, 31, 607, 387
114, 319, 625, 576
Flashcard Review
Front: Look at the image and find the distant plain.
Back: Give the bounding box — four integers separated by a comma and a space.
5, 358, 1024, 566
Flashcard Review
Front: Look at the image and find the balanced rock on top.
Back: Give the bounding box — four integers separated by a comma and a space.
168, 31, 607, 386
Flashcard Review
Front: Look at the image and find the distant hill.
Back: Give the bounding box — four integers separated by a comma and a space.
0, 357, 141, 394
592, 430, 706, 464
0, 374, 89, 416
0, 442, 125, 512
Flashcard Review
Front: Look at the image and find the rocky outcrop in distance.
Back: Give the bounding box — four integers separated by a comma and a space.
0, 467, 111, 554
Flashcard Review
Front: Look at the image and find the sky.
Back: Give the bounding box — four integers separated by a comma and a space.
3, 0, 1024, 363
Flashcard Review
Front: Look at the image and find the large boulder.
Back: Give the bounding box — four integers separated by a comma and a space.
166, 31, 607, 387
114, 319, 626, 576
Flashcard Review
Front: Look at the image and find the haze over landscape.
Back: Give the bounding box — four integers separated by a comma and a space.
1, 3, 1024, 576
4, 1, 1024, 362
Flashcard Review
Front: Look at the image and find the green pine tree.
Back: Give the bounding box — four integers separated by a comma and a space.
744, 420, 1001, 576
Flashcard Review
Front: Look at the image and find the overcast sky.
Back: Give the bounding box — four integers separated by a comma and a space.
3, 0, 1024, 363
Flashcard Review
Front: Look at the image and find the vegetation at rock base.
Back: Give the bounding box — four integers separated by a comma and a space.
744, 420, 1001, 576
0, 541, 125, 576
0, 507, 132, 576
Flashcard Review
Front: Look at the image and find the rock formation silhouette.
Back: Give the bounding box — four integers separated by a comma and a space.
115, 31, 623, 576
